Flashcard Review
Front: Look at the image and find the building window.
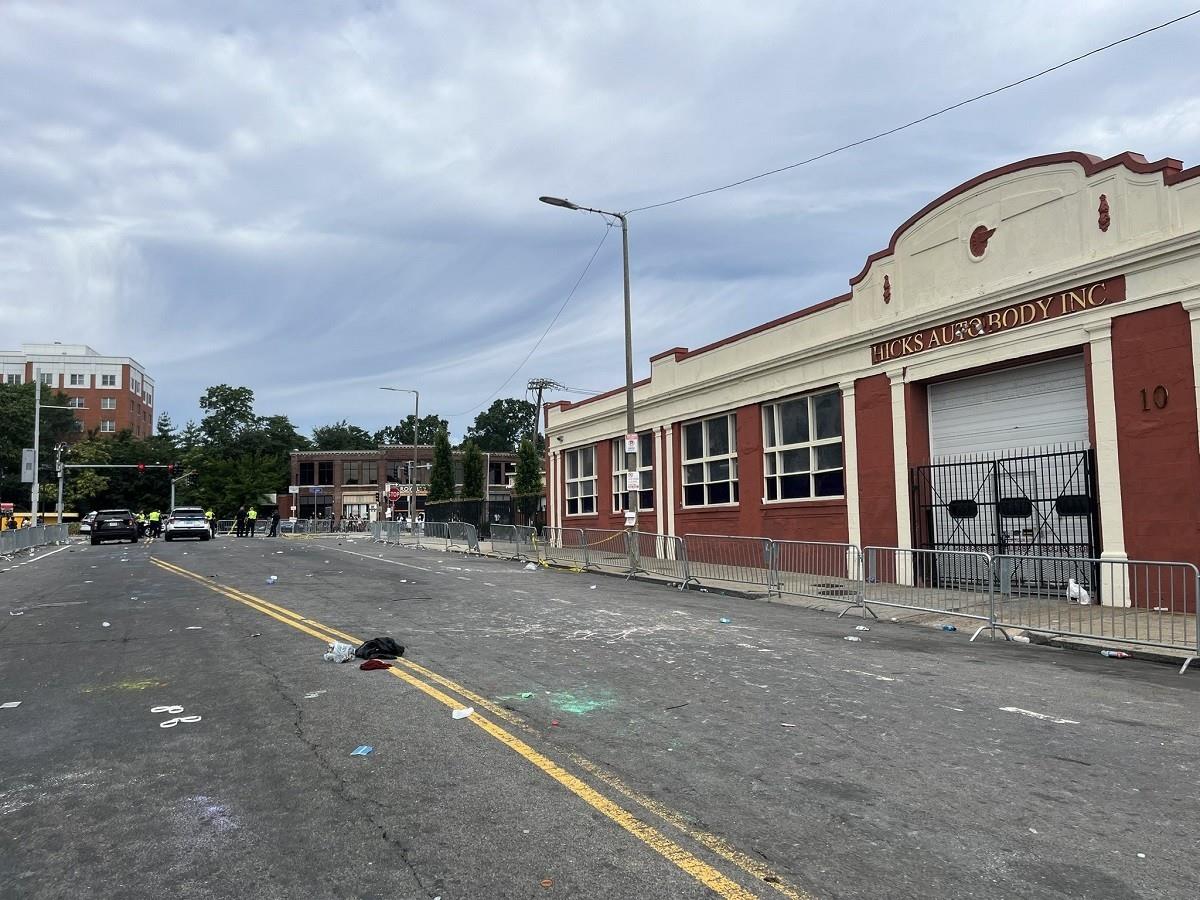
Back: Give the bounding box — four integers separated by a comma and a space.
131, 379, 140, 394
41, 373, 54, 386
100, 420, 116, 433
67, 397, 85, 408
5, 374, 20, 384
564, 446, 597, 515
144, 391, 153, 405
612, 433, 654, 512
101, 374, 116, 387
343, 461, 376, 485
100, 397, 116, 410
69, 373, 85, 386
362, 461, 378, 483
317, 461, 334, 485
682, 414, 739, 506
762, 390, 844, 501
299, 462, 315, 484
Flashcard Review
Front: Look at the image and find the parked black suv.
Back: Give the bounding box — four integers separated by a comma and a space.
91, 509, 139, 545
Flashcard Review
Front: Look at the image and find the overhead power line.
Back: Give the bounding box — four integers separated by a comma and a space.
450, 223, 614, 418
627, 8, 1200, 214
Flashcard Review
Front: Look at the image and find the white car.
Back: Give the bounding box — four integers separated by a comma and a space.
165, 506, 211, 542
78, 511, 98, 534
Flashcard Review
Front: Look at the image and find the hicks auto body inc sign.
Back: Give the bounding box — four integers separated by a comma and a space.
870, 276, 1126, 365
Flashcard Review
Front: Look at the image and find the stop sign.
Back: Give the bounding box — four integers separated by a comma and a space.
388, 486, 401, 502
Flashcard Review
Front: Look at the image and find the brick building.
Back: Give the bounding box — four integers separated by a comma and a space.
0, 343, 156, 438
545, 151, 1200, 600
284, 446, 519, 521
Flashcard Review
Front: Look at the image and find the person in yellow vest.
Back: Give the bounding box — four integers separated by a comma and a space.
136, 511, 147, 538
205, 508, 215, 538
148, 509, 162, 540
247, 507, 258, 537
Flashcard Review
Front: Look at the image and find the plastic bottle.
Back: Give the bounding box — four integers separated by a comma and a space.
940, 624, 957, 632
1100, 650, 1131, 659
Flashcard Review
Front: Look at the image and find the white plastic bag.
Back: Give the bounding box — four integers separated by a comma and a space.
323, 641, 356, 663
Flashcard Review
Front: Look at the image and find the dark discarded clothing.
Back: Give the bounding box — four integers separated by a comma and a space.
354, 637, 405, 660
359, 659, 393, 671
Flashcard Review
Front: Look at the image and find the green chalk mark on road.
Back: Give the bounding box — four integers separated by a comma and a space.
550, 691, 616, 715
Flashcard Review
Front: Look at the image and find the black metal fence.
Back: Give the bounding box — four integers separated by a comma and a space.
422, 494, 544, 537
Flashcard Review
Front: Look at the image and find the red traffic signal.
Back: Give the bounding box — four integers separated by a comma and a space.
137, 463, 146, 474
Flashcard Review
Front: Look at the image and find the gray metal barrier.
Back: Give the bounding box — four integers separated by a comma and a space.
862, 546, 994, 633
993, 554, 1199, 663
630, 531, 693, 587
446, 522, 480, 554
684, 533, 776, 594
541, 526, 589, 569
583, 528, 632, 572
422, 521, 451, 550
490, 524, 539, 561
777, 540, 868, 617
1, 525, 70, 556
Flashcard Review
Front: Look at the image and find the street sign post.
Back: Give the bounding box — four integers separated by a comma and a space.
387, 486, 401, 502
20, 448, 35, 483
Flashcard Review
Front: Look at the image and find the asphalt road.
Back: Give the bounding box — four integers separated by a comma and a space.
1, 535, 1197, 900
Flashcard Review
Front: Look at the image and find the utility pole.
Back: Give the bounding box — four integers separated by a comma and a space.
55, 443, 67, 524
526, 378, 566, 444
31, 370, 41, 524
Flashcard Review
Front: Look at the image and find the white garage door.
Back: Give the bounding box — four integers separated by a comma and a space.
928, 356, 1089, 459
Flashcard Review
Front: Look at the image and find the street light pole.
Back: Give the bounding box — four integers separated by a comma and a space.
31, 370, 41, 524
539, 197, 639, 554
379, 387, 419, 530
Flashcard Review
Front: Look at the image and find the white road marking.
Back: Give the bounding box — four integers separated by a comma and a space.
1000, 706, 1079, 725
326, 547, 432, 571
0, 544, 71, 573
844, 669, 896, 682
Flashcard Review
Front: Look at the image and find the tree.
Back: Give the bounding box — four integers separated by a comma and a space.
459, 441, 485, 499
0, 382, 75, 511
462, 398, 537, 452
155, 412, 176, 441
311, 420, 375, 451
199, 385, 258, 448
513, 437, 544, 523
59, 439, 111, 513
427, 430, 456, 502
374, 414, 448, 446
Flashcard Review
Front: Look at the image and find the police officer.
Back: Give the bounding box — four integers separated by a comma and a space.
205, 508, 215, 537
247, 507, 259, 537
267, 509, 280, 538
235, 506, 247, 537
148, 509, 161, 540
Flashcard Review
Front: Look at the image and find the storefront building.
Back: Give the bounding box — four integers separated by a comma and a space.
544, 152, 1200, 576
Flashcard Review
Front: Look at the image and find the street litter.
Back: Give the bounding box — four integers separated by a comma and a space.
1066, 577, 1092, 605
1152, 606, 1168, 611
355, 636, 405, 660
303, 691, 325, 699
550, 720, 560, 727
524, 562, 538, 571
589, 585, 596, 590
1010, 635, 1031, 643
185, 626, 202, 630
843, 636, 862, 642
452, 707, 474, 719
940, 624, 957, 632
1, 702, 21, 709
9, 611, 23, 616
323, 641, 357, 663
1100, 650, 1131, 659
664, 702, 690, 711
266, 575, 278, 585
780, 722, 796, 728
519, 692, 534, 699
250, 632, 262, 638
102, 621, 111, 628
719, 617, 732, 624
359, 659, 393, 671
350, 745, 373, 756
855, 625, 871, 631
541, 880, 554, 889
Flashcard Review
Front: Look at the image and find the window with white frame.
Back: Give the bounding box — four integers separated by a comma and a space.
67, 397, 85, 408
144, 390, 153, 405
762, 389, 844, 501
612, 433, 653, 512
101, 374, 116, 387
40, 372, 54, 386
101, 397, 116, 410
564, 446, 597, 515
131, 379, 140, 394
100, 420, 116, 433
682, 414, 739, 506
6, 374, 20, 384
69, 373, 86, 386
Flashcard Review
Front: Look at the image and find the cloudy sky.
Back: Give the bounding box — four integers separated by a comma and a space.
3, 1, 1199, 439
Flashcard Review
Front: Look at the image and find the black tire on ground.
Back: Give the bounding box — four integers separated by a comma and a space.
90, 537, 100, 545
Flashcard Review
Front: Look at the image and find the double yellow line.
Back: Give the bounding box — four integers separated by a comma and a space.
150, 557, 812, 900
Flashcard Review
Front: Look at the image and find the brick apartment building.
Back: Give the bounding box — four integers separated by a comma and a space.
284, 446, 519, 521
0, 343, 156, 438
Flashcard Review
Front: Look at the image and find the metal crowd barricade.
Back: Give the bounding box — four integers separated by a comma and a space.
862, 546, 994, 633
1, 525, 69, 556
446, 522, 480, 554
631, 531, 693, 588
993, 554, 1199, 663
541, 526, 589, 569
684, 534, 776, 594
420, 521, 451, 551
583, 528, 633, 573
776, 540, 870, 617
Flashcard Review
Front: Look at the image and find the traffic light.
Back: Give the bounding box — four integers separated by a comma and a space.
137, 462, 145, 474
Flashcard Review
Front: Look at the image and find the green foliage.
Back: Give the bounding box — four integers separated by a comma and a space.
459, 441, 485, 499
312, 419, 376, 450
199, 384, 257, 446
0, 382, 75, 512
514, 438, 544, 496
462, 398, 537, 452
427, 429, 456, 502
61, 439, 112, 511
374, 414, 448, 446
